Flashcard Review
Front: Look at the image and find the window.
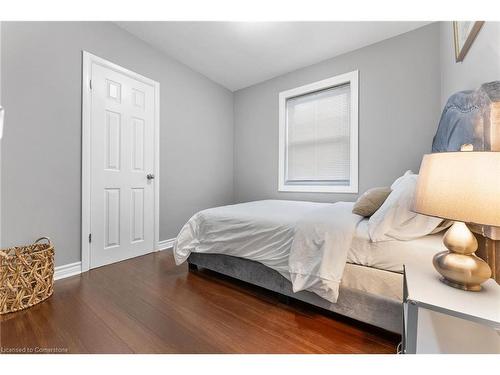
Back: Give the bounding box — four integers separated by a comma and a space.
278, 71, 358, 193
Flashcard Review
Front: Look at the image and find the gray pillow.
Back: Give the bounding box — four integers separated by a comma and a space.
352, 187, 392, 217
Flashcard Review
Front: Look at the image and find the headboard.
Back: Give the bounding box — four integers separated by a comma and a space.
432, 81, 500, 152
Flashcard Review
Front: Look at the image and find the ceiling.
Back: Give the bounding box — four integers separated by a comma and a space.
116, 21, 431, 91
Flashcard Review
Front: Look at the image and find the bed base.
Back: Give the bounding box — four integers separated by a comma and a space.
187, 253, 402, 334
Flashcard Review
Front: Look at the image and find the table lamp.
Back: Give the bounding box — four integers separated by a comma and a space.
415, 151, 500, 291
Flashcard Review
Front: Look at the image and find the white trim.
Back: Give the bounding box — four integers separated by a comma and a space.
154, 78, 161, 254
81, 51, 92, 273
278, 70, 359, 193
0, 22, 3, 248
157, 238, 176, 251
81, 51, 160, 273
54, 262, 82, 281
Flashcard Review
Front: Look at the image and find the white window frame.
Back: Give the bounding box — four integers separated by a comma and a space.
278, 70, 359, 193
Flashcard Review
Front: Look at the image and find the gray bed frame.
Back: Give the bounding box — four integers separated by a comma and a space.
187, 81, 499, 337
188, 253, 402, 334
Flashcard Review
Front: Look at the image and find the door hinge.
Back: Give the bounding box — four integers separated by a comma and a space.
89, 79, 92, 90
88, 233, 92, 243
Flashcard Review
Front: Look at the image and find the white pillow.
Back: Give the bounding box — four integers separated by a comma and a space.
368, 171, 443, 242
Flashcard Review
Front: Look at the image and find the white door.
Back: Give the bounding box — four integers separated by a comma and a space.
88, 58, 157, 269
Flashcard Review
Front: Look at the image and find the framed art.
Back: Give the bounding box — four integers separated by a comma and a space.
453, 21, 485, 62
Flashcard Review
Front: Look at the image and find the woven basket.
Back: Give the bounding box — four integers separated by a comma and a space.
0, 237, 54, 315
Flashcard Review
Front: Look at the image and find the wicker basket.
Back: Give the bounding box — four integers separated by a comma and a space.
0, 237, 54, 315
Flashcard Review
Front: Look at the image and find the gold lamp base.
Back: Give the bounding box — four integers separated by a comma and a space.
438, 276, 481, 291
433, 221, 492, 291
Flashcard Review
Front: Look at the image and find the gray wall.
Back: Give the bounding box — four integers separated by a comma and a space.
440, 22, 500, 107
1, 22, 234, 266
3, 21, 496, 267
233, 23, 441, 204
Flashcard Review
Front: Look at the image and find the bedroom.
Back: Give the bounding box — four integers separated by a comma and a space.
0, 0, 499, 368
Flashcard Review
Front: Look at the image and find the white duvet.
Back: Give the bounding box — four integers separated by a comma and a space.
174, 200, 363, 303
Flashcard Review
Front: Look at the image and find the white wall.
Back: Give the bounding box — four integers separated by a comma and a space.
440, 22, 500, 106
1, 22, 234, 266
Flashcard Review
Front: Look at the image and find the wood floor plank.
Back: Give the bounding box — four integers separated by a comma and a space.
1, 251, 400, 353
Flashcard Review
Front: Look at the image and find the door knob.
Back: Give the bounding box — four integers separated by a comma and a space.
147, 174, 155, 180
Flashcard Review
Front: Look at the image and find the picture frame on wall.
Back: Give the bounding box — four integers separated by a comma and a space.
453, 21, 485, 62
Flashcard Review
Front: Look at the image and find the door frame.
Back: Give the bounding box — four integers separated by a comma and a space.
81, 51, 160, 272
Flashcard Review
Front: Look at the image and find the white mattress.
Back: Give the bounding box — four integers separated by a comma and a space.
341, 263, 403, 301
341, 220, 445, 302
347, 219, 445, 273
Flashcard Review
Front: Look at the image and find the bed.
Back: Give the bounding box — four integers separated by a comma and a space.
175, 200, 444, 334
173, 81, 499, 335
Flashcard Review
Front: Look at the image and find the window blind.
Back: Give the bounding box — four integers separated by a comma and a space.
285, 83, 351, 184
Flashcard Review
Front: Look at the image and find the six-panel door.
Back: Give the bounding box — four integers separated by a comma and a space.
90, 63, 155, 268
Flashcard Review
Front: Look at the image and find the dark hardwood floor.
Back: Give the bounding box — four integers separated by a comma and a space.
0, 251, 400, 353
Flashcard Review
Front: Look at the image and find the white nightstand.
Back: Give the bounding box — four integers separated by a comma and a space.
402, 262, 500, 354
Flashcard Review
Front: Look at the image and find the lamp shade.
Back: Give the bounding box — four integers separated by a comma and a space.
414, 152, 500, 227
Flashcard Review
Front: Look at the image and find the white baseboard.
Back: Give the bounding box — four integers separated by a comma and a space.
54, 240, 174, 281
54, 261, 82, 280
157, 238, 176, 251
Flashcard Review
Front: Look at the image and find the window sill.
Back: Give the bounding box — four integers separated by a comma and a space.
278, 184, 358, 193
